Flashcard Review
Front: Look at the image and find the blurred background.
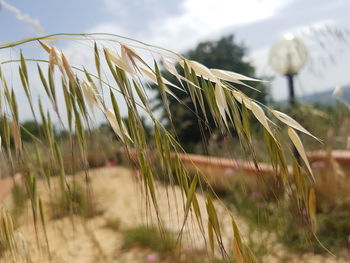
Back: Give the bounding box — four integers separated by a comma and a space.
1, 0, 350, 103
1, 0, 350, 262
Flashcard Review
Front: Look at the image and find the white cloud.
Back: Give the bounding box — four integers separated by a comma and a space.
183, 0, 282, 30
96, 0, 289, 52
56, 0, 350, 104
57, 0, 292, 110
0, 0, 44, 35
151, 0, 289, 51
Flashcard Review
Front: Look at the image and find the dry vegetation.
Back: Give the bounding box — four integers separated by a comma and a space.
0, 33, 346, 262
0, 166, 347, 262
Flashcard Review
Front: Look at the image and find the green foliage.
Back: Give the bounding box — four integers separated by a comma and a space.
316, 208, 350, 252
122, 225, 176, 256
51, 182, 100, 219
272, 199, 350, 254
275, 102, 349, 150
225, 177, 277, 227
20, 120, 42, 142
152, 35, 271, 150
225, 168, 350, 255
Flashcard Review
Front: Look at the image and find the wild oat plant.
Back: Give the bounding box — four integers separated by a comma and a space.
0, 33, 318, 262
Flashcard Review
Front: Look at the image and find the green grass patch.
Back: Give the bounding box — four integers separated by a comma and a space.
122, 225, 176, 256
51, 182, 102, 219
104, 217, 121, 232
225, 180, 350, 255
11, 183, 27, 226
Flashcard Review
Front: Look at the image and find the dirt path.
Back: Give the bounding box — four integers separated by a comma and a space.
7, 167, 239, 262
0, 177, 14, 200
1, 167, 348, 263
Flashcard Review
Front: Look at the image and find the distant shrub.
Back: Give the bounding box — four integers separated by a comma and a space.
122, 225, 176, 256
51, 182, 101, 219
11, 183, 27, 226
104, 217, 121, 232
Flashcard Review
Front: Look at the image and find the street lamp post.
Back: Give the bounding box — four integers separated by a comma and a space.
268, 33, 308, 106
286, 73, 296, 106
268, 34, 308, 161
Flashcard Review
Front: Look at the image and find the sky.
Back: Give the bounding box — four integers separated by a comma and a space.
0, 0, 349, 116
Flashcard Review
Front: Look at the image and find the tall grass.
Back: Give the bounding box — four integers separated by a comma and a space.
0, 33, 319, 261
223, 154, 350, 257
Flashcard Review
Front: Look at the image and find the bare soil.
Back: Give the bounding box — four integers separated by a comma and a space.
1, 167, 348, 263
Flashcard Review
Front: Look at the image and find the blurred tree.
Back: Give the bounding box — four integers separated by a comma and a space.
152, 34, 271, 151
20, 121, 40, 142
0, 119, 43, 146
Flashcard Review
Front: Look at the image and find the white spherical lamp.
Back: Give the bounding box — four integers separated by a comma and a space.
269, 33, 308, 76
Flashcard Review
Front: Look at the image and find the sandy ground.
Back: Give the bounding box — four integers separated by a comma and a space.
1, 166, 349, 263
